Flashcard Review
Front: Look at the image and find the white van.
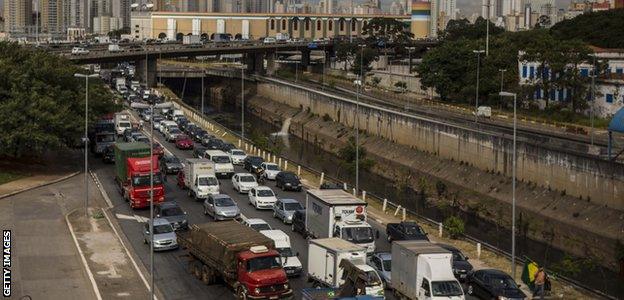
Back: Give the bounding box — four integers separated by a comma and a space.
204, 150, 234, 178
172, 109, 184, 121
114, 113, 132, 136
260, 230, 302, 277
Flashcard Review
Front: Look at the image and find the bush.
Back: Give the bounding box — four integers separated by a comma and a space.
443, 216, 465, 239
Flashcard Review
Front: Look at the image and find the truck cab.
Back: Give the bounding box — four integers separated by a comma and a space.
205, 150, 234, 178
333, 221, 377, 254
236, 246, 293, 299
124, 156, 165, 208
115, 113, 132, 136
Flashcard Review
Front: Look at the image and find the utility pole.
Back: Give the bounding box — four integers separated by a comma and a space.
355, 44, 365, 192
590, 54, 596, 145
485, 0, 490, 56
241, 66, 245, 141
201, 71, 205, 116
473, 50, 485, 122
499, 92, 517, 280
499, 69, 507, 107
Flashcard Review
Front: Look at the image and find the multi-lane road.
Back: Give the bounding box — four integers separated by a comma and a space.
90, 109, 398, 299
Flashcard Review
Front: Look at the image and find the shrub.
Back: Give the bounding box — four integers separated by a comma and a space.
443, 216, 465, 239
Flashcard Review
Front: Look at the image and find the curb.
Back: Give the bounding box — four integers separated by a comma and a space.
65, 209, 104, 300
0, 171, 81, 200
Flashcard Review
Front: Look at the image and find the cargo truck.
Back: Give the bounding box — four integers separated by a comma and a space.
89, 117, 116, 155
178, 221, 293, 299
305, 189, 377, 253
390, 241, 465, 300
114, 143, 165, 209
307, 238, 385, 298
183, 158, 219, 200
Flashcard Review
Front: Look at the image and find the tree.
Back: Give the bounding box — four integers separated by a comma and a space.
371, 77, 381, 87
335, 42, 357, 72
394, 81, 407, 92
440, 17, 504, 41
107, 27, 130, 39
0, 42, 119, 157
337, 137, 375, 175
351, 47, 378, 79
550, 9, 624, 48
362, 17, 414, 46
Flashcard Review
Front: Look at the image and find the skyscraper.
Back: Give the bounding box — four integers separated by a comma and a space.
3, 0, 33, 34
41, 0, 64, 34
112, 0, 130, 28
482, 0, 496, 19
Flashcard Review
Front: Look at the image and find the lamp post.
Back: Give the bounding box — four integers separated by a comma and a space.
473, 50, 485, 122
405, 46, 415, 74
74, 73, 99, 217
590, 54, 596, 145
355, 44, 366, 192
499, 69, 507, 108
241, 65, 245, 141
499, 91, 517, 280
484, 0, 490, 56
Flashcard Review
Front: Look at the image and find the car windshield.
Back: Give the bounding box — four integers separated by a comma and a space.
489, 275, 519, 290
249, 157, 263, 164
431, 281, 464, 297
246, 256, 282, 272
153, 224, 173, 234
282, 173, 298, 180
210, 156, 228, 163
232, 150, 245, 156
364, 271, 382, 286
452, 250, 467, 261
198, 177, 218, 186
215, 197, 236, 207
382, 258, 392, 271
132, 174, 163, 186
250, 223, 271, 231
96, 134, 115, 142
166, 156, 180, 163
176, 135, 189, 140
277, 247, 294, 257
161, 206, 184, 216
136, 137, 149, 143
284, 202, 303, 211
240, 176, 256, 182
257, 189, 274, 197
119, 122, 131, 128
265, 165, 279, 171
404, 224, 425, 235
170, 128, 181, 134
342, 227, 374, 244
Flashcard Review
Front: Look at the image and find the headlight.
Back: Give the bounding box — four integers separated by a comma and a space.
283, 283, 289, 290
181, 220, 187, 224
285, 183, 291, 186
498, 297, 510, 300
254, 288, 261, 294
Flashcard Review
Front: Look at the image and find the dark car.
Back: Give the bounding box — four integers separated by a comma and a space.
192, 129, 208, 142
275, 171, 302, 191
193, 147, 207, 159
160, 154, 183, 174
185, 124, 198, 135
386, 222, 429, 243
290, 209, 306, 237
155, 202, 188, 231
437, 243, 474, 281
219, 142, 236, 152
123, 128, 141, 142
243, 156, 264, 172
202, 137, 224, 150
102, 145, 115, 163
466, 269, 527, 300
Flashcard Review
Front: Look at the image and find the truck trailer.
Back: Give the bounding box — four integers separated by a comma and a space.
178, 221, 293, 299
305, 189, 377, 253
114, 142, 165, 209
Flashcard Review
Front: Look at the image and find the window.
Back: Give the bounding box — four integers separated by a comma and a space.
305, 19, 310, 31
421, 278, 431, 294
606, 94, 614, 103
339, 19, 345, 31
328, 20, 333, 31
536, 87, 542, 99
293, 20, 298, 31
529, 66, 535, 78
282, 19, 286, 30
617, 68, 623, 74
580, 68, 589, 77
351, 20, 356, 31
317, 20, 321, 31
522, 66, 527, 78
558, 89, 564, 101
270, 19, 275, 30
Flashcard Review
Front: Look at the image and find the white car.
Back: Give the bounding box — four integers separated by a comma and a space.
242, 218, 272, 231
248, 186, 278, 210
72, 47, 89, 55
263, 37, 277, 44
260, 162, 281, 180
165, 127, 183, 142
228, 149, 247, 165
231, 173, 258, 194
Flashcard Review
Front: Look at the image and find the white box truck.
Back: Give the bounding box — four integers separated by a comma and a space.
108, 44, 122, 52
305, 189, 377, 253
183, 158, 219, 199
390, 241, 465, 300
114, 113, 132, 136
260, 230, 303, 277
307, 238, 385, 298
204, 150, 234, 178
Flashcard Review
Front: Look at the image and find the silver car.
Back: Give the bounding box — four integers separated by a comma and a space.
367, 252, 392, 288
273, 198, 304, 224
142, 218, 178, 251
203, 194, 240, 221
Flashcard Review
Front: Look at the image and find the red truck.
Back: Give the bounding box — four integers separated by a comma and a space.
114, 142, 165, 209
178, 221, 293, 300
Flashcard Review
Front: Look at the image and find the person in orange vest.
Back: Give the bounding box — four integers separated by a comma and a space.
533, 267, 546, 299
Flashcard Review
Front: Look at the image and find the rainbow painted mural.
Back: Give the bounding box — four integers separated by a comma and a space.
411, 0, 431, 21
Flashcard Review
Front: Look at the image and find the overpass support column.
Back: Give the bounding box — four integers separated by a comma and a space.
324, 50, 332, 69
136, 58, 157, 87
301, 49, 311, 71
266, 52, 276, 76
245, 52, 265, 75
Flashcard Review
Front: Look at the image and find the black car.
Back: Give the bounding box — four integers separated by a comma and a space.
185, 124, 198, 135
244, 156, 264, 172
123, 128, 141, 142
437, 243, 474, 281
466, 269, 527, 300
386, 222, 429, 243
219, 142, 236, 152
275, 171, 302, 191
199, 133, 214, 144
202, 137, 224, 150
160, 154, 183, 174
193, 147, 207, 159
193, 129, 208, 142
102, 145, 115, 164
290, 209, 306, 237
155, 202, 189, 231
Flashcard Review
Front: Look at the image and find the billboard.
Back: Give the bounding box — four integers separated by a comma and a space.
411, 0, 431, 21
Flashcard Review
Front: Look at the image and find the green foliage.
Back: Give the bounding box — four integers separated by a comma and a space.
335, 42, 357, 72
0, 171, 27, 185
351, 47, 379, 78
436, 180, 447, 198
362, 17, 414, 46
107, 27, 130, 39
0, 42, 118, 157
443, 216, 465, 239
440, 17, 504, 41
550, 9, 624, 48
394, 81, 407, 92
371, 77, 381, 87
338, 136, 375, 175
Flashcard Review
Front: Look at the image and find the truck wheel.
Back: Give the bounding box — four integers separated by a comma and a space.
387, 235, 392, 243
236, 286, 248, 300
193, 263, 202, 279
201, 265, 213, 285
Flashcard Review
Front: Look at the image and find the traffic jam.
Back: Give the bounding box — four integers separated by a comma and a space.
88, 69, 534, 300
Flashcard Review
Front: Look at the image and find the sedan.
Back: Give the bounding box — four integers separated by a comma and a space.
248, 186, 278, 209
142, 218, 178, 251
202, 137, 224, 150
155, 202, 188, 231
260, 162, 281, 180
231, 173, 258, 194
203, 194, 240, 221
273, 198, 304, 224
367, 252, 392, 288
275, 171, 302, 191
466, 269, 527, 300
437, 243, 474, 281
160, 154, 183, 175
193, 147, 207, 159
242, 218, 272, 231
152, 142, 165, 157
228, 149, 247, 165
243, 156, 264, 172
165, 127, 183, 142
174, 134, 194, 150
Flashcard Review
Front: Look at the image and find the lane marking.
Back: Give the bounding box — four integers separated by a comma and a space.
65, 211, 103, 300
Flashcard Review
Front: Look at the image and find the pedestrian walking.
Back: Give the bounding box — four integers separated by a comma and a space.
533, 267, 546, 299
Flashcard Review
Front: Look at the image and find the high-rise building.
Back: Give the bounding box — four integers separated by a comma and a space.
112, 0, 131, 28
482, 0, 497, 19
63, 0, 88, 29
502, 0, 524, 16
616, 0, 624, 8
41, 0, 64, 34
3, 0, 32, 34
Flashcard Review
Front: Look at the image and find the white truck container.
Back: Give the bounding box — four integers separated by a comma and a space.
305, 189, 377, 253
476, 106, 492, 118
183, 158, 219, 199
115, 77, 126, 91
108, 44, 122, 52
183, 34, 201, 45
260, 230, 303, 277
276, 32, 290, 41
307, 238, 385, 298
390, 241, 465, 300
204, 150, 235, 178
114, 113, 132, 136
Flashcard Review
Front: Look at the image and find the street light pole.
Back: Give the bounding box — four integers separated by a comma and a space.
499, 91, 517, 280
74, 73, 99, 217
241, 66, 245, 141
473, 50, 485, 122
499, 69, 507, 108
355, 44, 365, 192
149, 102, 155, 300
590, 54, 596, 145
485, 0, 490, 56
201, 71, 205, 116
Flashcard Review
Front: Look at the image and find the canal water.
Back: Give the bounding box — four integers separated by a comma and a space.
166, 78, 623, 298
